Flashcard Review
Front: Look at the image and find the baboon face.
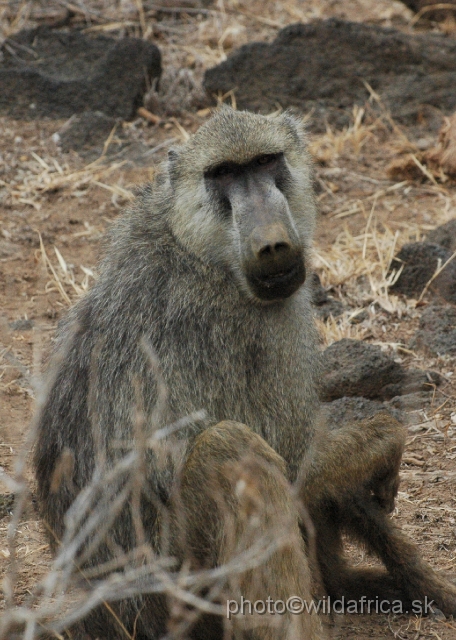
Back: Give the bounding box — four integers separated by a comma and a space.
204, 152, 306, 301
168, 108, 316, 303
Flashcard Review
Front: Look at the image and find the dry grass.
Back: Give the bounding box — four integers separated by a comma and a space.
3, 133, 135, 211
312, 190, 456, 347
309, 106, 378, 165
306, 98, 456, 348
313, 219, 416, 348
37, 234, 95, 305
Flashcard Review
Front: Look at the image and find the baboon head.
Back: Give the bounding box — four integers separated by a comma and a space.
167, 107, 317, 303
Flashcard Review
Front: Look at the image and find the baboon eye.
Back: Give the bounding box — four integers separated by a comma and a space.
256, 154, 279, 166
208, 163, 237, 179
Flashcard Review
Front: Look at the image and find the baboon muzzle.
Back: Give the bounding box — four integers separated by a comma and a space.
246, 222, 306, 301
234, 184, 306, 301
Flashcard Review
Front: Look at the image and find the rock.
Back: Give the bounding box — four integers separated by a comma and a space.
0, 494, 15, 519
8, 319, 34, 331
310, 272, 344, 320
204, 19, 456, 130
53, 108, 159, 162
389, 242, 456, 303
411, 305, 456, 356
320, 339, 443, 401
320, 339, 405, 401
322, 396, 402, 431
310, 273, 328, 305
0, 28, 161, 119
56, 111, 119, 153
389, 391, 432, 412
0, 240, 21, 258
381, 368, 442, 398
314, 299, 344, 321
427, 219, 456, 253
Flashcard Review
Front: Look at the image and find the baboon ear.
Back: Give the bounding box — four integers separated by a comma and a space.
280, 110, 308, 145
168, 148, 180, 183
168, 149, 179, 163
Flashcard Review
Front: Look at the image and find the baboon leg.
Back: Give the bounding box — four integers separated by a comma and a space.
177, 421, 325, 640
310, 500, 408, 606
309, 493, 456, 616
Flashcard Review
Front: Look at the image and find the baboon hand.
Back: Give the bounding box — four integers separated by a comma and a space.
362, 413, 405, 513
368, 465, 401, 513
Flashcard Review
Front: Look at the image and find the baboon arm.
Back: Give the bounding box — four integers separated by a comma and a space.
297, 413, 405, 512
345, 495, 456, 616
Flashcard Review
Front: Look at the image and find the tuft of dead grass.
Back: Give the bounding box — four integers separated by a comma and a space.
6, 150, 135, 212
309, 106, 377, 165
37, 233, 95, 306
387, 112, 456, 185
312, 211, 456, 347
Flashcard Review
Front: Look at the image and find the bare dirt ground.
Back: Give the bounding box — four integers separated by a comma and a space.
1, 1, 456, 638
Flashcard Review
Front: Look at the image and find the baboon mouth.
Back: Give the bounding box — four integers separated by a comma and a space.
248, 261, 306, 301
259, 264, 300, 287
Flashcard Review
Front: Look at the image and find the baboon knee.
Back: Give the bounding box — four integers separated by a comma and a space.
183, 420, 287, 485
177, 421, 321, 640
177, 421, 292, 562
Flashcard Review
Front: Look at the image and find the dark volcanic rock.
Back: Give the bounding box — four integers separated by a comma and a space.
322, 396, 402, 431
411, 305, 456, 356
320, 339, 405, 401
314, 298, 344, 321
427, 219, 456, 253
55, 111, 159, 161
320, 338, 442, 400
56, 111, 119, 153
381, 368, 442, 398
389, 242, 456, 303
204, 19, 456, 130
389, 391, 433, 411
0, 28, 161, 119
9, 319, 34, 331
0, 494, 15, 519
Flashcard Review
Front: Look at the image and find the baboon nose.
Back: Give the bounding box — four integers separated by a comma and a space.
250, 224, 292, 260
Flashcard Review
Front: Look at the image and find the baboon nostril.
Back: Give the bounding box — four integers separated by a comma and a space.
259, 245, 272, 257
250, 224, 293, 260
274, 241, 289, 253
258, 241, 290, 259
